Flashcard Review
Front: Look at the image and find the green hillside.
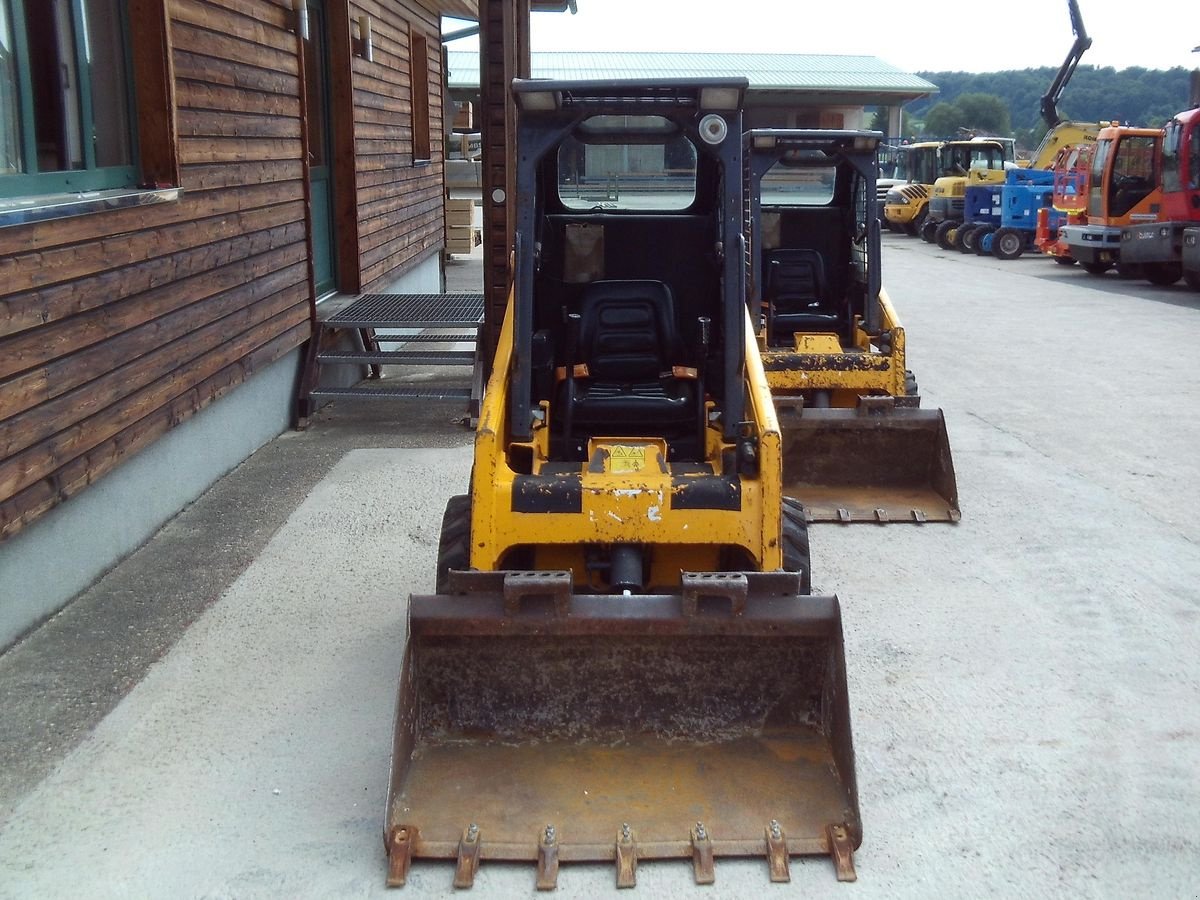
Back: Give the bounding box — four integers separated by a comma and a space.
907, 65, 1193, 136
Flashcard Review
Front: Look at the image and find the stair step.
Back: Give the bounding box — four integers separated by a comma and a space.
310, 385, 473, 401
371, 332, 477, 343
317, 350, 476, 366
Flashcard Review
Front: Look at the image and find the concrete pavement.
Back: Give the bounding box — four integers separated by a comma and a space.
1, 236, 1198, 898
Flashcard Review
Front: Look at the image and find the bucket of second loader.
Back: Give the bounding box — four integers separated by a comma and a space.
777, 399, 960, 524
385, 573, 860, 890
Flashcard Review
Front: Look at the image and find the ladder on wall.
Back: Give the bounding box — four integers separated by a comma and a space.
296, 292, 486, 429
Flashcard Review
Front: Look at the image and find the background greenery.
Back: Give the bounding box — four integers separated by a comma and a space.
872, 65, 1195, 147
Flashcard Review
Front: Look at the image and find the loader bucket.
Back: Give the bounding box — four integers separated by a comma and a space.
385, 574, 860, 888
779, 406, 960, 523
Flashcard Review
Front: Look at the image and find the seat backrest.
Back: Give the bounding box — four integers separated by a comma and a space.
765, 248, 827, 314
577, 280, 680, 382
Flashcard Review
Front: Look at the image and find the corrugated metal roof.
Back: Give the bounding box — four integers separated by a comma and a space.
445, 50, 936, 96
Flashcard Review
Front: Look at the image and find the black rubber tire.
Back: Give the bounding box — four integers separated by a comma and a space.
972, 226, 996, 256
992, 227, 1025, 261
905, 206, 929, 238
1053, 255, 1077, 266
956, 224, 978, 253
1185, 270, 1200, 291
1115, 262, 1144, 280
1143, 262, 1182, 286
1081, 261, 1112, 275
435, 494, 472, 594
920, 219, 938, 243
781, 497, 812, 595
935, 219, 959, 250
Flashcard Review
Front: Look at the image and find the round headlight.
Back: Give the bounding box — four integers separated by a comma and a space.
698, 114, 728, 145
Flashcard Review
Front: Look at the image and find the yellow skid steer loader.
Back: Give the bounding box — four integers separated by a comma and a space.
385, 79, 860, 890
746, 129, 959, 523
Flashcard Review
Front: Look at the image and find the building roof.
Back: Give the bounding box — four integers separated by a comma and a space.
445, 50, 937, 100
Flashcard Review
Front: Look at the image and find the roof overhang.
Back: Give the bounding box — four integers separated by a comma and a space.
416, 0, 478, 20
446, 51, 937, 107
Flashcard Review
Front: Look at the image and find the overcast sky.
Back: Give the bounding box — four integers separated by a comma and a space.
449, 1, 1198, 73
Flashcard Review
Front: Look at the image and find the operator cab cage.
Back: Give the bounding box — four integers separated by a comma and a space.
744, 129, 884, 346
509, 78, 749, 454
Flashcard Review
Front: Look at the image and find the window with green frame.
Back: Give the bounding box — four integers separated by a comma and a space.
1, 0, 139, 198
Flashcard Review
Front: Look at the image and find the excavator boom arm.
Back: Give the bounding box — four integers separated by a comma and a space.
1039, 0, 1092, 129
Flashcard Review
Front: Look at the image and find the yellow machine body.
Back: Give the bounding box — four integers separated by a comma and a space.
470, 300, 784, 580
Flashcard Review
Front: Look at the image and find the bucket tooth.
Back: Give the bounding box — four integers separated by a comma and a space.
690, 822, 715, 885
873, 508, 888, 524
453, 824, 481, 889
765, 820, 790, 883
615, 823, 637, 888
536, 825, 559, 891
386, 825, 416, 887
827, 823, 857, 882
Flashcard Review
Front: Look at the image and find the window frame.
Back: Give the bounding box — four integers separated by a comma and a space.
0, 0, 176, 211
409, 24, 430, 165
0, 0, 141, 198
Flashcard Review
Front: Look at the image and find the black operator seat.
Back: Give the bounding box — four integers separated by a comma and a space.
764, 248, 840, 343
560, 279, 699, 436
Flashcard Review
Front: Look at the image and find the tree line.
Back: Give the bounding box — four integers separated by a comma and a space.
877, 65, 1194, 148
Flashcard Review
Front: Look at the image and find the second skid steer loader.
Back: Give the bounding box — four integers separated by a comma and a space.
384, 79, 860, 890
746, 129, 959, 523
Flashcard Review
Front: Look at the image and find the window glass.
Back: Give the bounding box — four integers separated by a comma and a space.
27, 0, 85, 172
558, 116, 696, 211
760, 156, 835, 206
941, 143, 1004, 175
1189, 121, 1200, 191
303, 2, 328, 168
0, 0, 21, 173
1108, 134, 1158, 217
1161, 120, 1182, 194
911, 148, 938, 184
85, 0, 132, 168
1088, 137, 1110, 215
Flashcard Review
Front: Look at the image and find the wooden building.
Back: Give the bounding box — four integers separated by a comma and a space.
0, 0, 478, 646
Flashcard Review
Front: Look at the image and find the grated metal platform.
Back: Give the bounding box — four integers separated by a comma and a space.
323, 293, 485, 328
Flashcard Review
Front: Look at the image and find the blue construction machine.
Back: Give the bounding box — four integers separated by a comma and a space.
951, 0, 1096, 260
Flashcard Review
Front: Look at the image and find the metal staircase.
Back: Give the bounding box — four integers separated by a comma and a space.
296, 292, 485, 428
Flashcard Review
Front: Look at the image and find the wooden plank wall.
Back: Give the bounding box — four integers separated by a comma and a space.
0, 0, 453, 543
350, 0, 446, 290
0, 0, 312, 541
